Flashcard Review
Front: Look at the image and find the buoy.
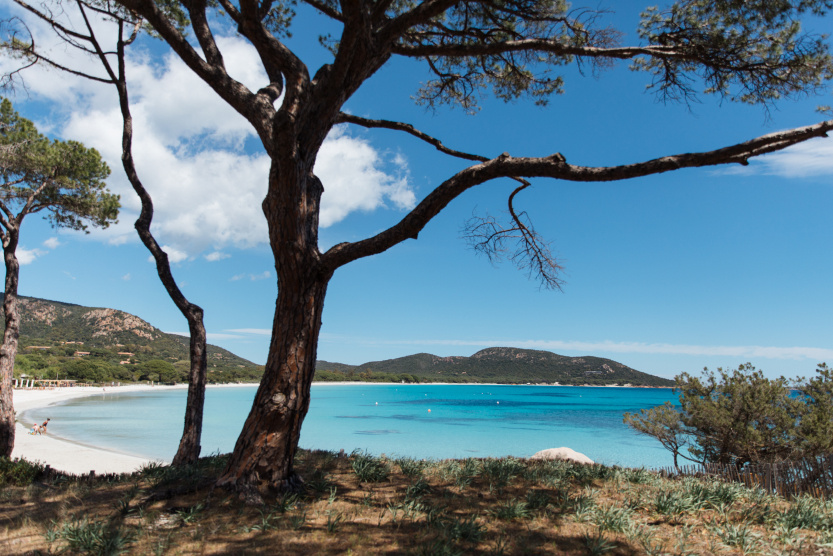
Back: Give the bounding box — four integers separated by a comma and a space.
427, 409, 431, 412
375, 402, 378, 405
497, 401, 500, 404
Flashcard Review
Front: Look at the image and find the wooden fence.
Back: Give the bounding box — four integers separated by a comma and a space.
656, 455, 833, 498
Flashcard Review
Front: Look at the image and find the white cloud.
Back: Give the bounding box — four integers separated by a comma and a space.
122, 273, 131, 281
756, 137, 833, 177
17, 248, 43, 265
2, 8, 416, 258
147, 245, 188, 264
720, 136, 833, 178
43, 237, 61, 249
226, 328, 272, 335
204, 251, 230, 262
316, 127, 416, 227
230, 271, 271, 281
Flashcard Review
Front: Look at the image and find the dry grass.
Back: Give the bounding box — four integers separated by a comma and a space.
2, 450, 833, 555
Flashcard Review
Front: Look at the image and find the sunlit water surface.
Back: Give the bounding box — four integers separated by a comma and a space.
21, 384, 677, 468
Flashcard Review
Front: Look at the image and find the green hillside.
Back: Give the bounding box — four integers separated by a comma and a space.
7, 296, 263, 384
6, 296, 671, 386
315, 347, 673, 386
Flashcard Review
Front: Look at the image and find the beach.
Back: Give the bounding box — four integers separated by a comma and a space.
11, 384, 185, 475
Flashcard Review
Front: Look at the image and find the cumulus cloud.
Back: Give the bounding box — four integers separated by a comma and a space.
43, 237, 61, 249
2, 8, 416, 258
147, 246, 188, 264
720, 136, 833, 178
317, 127, 417, 227
17, 248, 44, 265
204, 251, 230, 262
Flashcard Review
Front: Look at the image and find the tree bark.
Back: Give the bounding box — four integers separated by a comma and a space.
108, 30, 209, 466
216, 274, 329, 497
217, 160, 330, 498
0, 228, 20, 457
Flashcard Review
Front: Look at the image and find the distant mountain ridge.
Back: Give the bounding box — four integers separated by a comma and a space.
316, 346, 674, 386
8, 296, 672, 386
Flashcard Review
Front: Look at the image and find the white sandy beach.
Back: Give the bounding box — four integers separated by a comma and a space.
11, 384, 186, 475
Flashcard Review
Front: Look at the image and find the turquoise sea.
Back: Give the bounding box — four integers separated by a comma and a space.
20, 384, 677, 469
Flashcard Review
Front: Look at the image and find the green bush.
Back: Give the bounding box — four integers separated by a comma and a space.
625, 363, 833, 467
0, 457, 45, 486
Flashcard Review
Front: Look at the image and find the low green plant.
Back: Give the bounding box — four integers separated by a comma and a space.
326, 510, 344, 533
525, 489, 551, 511
481, 458, 524, 490
594, 505, 633, 533
489, 499, 530, 520
583, 528, 616, 555
437, 514, 484, 543
396, 457, 427, 478
58, 517, 137, 555
779, 495, 832, 531
405, 477, 431, 501
714, 522, 762, 553
352, 452, 390, 483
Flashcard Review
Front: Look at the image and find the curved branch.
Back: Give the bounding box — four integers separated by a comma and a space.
323, 119, 833, 271
336, 112, 488, 162
301, 0, 344, 22
335, 112, 530, 187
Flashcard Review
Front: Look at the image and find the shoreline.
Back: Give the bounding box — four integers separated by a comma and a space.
11, 381, 670, 475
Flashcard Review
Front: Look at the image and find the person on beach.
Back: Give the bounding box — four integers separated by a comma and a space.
30, 423, 39, 435
39, 418, 50, 435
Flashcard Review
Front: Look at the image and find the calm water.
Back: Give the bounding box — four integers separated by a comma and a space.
20, 384, 677, 468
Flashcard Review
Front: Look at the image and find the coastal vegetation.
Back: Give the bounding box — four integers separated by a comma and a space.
4, 450, 833, 554
625, 364, 833, 470
0, 99, 119, 458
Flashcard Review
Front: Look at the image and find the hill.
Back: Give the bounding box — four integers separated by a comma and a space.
315, 346, 674, 386
7, 296, 672, 386
7, 296, 263, 384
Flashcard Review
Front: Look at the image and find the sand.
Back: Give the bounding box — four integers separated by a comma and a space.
11, 384, 185, 475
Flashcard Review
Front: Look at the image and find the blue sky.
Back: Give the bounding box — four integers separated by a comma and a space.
2, 1, 832, 380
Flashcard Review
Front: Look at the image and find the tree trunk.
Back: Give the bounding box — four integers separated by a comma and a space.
216, 274, 329, 498
171, 312, 208, 465
112, 59, 209, 466
0, 231, 20, 457
217, 157, 329, 498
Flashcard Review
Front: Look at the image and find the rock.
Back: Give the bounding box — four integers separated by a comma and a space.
530, 447, 594, 465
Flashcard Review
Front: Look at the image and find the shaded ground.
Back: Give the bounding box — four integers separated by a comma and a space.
2, 450, 833, 554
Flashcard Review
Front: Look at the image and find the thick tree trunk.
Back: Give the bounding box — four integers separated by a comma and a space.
216, 274, 329, 497
0, 233, 20, 457
218, 157, 329, 498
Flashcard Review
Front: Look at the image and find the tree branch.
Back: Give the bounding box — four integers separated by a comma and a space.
323, 119, 833, 272
301, 0, 343, 22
